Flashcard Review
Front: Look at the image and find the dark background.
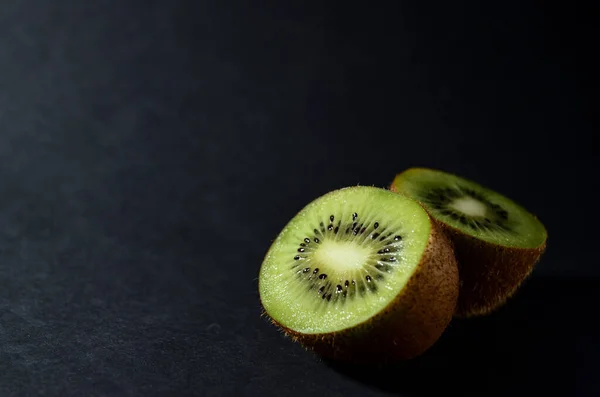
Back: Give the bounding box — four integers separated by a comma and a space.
0, 0, 597, 396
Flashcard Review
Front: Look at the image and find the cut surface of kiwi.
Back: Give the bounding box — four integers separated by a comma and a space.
391, 168, 547, 317
259, 186, 458, 362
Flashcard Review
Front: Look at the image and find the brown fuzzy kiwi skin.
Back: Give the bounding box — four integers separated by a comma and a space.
438, 222, 547, 317
260, 221, 459, 364
389, 172, 547, 317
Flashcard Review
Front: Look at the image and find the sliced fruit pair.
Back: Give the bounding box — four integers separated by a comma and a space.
258, 187, 459, 362
390, 168, 547, 317
258, 170, 547, 362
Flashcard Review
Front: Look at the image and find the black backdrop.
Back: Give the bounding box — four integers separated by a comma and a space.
0, 1, 597, 396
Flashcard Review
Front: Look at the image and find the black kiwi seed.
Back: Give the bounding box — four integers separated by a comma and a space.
318, 286, 325, 294
294, 256, 300, 260
319, 274, 327, 279
304, 238, 310, 243
298, 248, 305, 252
374, 222, 379, 229
351, 280, 356, 285
303, 268, 310, 273
345, 280, 349, 287
313, 229, 319, 235
330, 215, 334, 222
336, 285, 343, 292
366, 275, 372, 282
372, 233, 380, 239
394, 236, 402, 241
327, 294, 332, 301
300, 243, 306, 247
352, 213, 358, 220
360, 227, 366, 234
334, 226, 339, 234
328, 224, 333, 231
314, 237, 320, 243
313, 268, 319, 274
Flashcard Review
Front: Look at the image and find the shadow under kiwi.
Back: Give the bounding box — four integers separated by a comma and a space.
324, 277, 599, 396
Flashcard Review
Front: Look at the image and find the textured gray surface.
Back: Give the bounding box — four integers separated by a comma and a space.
0, 0, 596, 396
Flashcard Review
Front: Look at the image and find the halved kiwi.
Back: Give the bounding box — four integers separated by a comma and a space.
390, 168, 547, 317
258, 186, 458, 362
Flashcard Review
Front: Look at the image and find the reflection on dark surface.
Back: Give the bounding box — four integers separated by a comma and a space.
325, 277, 598, 396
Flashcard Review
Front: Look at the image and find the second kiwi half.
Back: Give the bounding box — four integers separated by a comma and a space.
391, 168, 547, 317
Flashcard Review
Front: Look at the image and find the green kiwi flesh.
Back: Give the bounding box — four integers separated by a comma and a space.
390, 168, 547, 317
259, 186, 459, 362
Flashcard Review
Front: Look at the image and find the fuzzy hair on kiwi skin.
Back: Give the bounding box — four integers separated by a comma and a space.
437, 224, 546, 317
390, 169, 547, 317
259, 221, 459, 363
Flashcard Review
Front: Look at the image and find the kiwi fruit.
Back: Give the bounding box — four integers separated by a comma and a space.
390, 167, 547, 317
258, 186, 459, 363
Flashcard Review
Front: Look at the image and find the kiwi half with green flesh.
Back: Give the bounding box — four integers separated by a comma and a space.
259, 186, 458, 362
390, 168, 547, 317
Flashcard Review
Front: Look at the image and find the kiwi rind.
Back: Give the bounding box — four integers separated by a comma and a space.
438, 225, 545, 317
260, 218, 459, 363
390, 167, 547, 317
